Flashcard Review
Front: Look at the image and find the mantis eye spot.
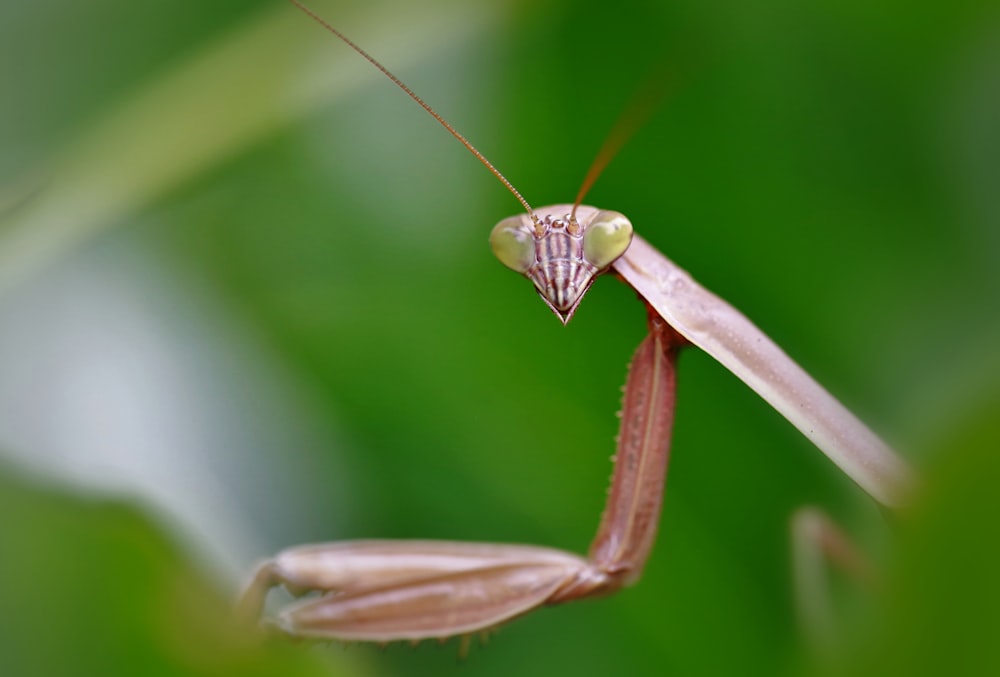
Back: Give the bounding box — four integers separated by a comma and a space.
490, 216, 536, 273
583, 211, 633, 269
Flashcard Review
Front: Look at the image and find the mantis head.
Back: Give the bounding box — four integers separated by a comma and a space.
281, 0, 636, 325
490, 205, 634, 324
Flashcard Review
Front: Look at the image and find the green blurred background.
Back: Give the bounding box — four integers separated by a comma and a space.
1, 0, 998, 675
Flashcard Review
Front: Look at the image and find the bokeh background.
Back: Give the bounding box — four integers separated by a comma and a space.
1, 1, 998, 675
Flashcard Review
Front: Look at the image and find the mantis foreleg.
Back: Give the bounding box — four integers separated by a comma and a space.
239, 307, 679, 642
613, 232, 914, 506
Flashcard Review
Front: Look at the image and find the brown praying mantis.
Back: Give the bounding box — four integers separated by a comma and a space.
237, 0, 916, 645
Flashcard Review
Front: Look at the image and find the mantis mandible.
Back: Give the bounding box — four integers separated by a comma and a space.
238, 0, 915, 645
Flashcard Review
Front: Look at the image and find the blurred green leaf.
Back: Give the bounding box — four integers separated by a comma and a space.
0, 0, 493, 296
849, 394, 1000, 677
0, 466, 349, 677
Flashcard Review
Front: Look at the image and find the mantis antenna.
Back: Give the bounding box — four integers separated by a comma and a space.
286, 0, 539, 224
571, 69, 670, 219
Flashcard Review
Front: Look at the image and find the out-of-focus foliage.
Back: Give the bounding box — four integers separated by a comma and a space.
0, 0, 997, 676
0, 467, 349, 677
852, 399, 1000, 677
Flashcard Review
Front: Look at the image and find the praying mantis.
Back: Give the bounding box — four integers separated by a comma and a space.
238, 0, 916, 646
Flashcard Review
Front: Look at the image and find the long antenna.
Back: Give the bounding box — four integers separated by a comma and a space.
571, 65, 672, 220
287, 0, 536, 220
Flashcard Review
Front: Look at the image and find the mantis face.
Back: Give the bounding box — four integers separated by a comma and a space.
490, 205, 634, 323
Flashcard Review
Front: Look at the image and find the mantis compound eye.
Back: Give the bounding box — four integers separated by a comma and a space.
583, 211, 634, 270
490, 216, 536, 273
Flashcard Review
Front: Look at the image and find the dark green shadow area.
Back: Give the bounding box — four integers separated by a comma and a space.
0, 466, 343, 677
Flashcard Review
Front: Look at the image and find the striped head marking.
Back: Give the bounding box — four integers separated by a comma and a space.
490, 205, 633, 324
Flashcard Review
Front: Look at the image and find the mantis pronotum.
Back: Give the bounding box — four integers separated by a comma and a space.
238, 0, 915, 645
